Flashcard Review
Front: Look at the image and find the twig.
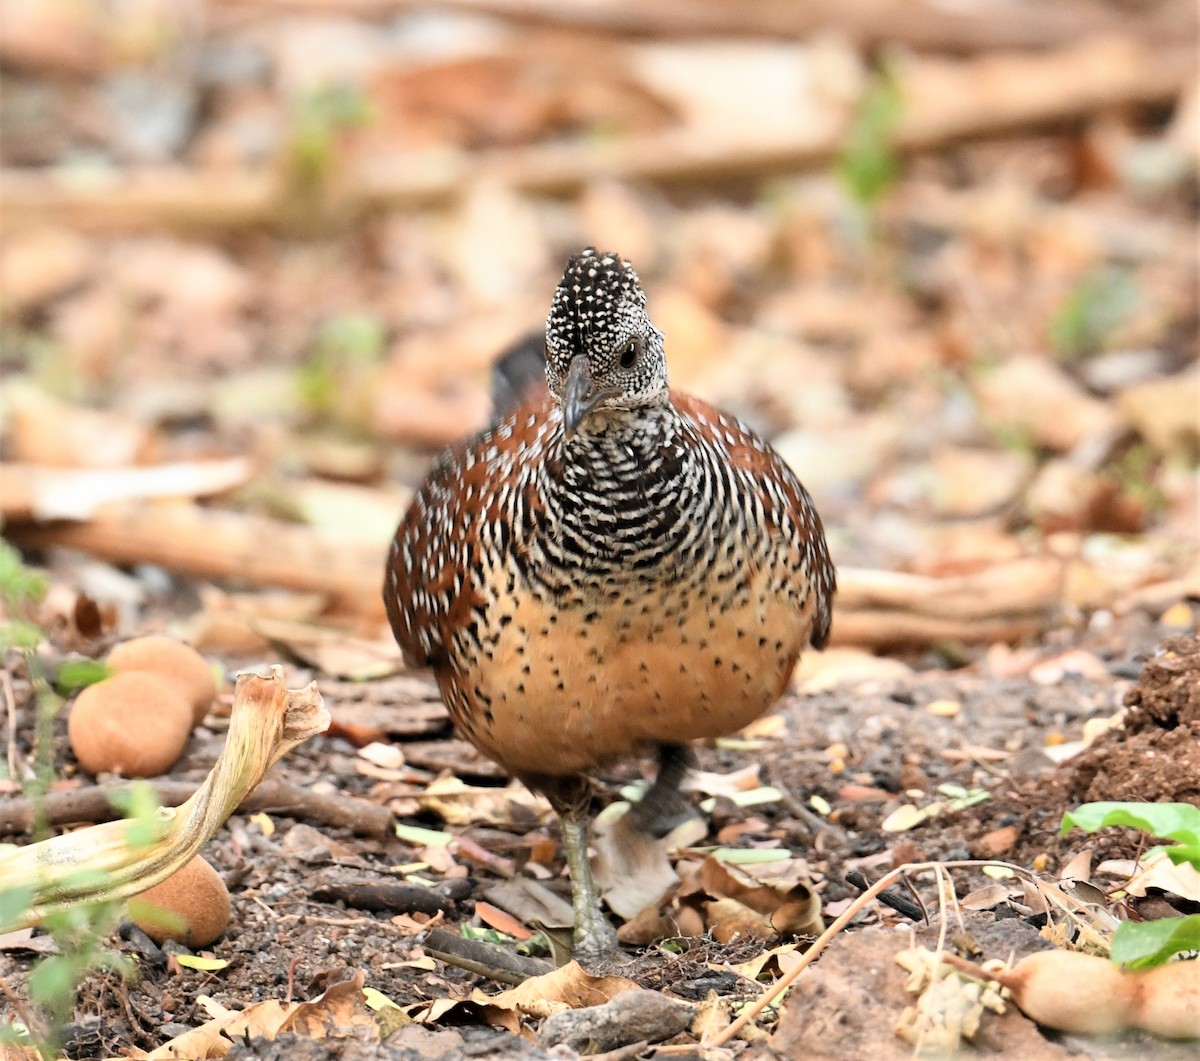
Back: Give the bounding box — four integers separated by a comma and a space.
276, 913, 412, 930
309, 880, 459, 916
0, 776, 393, 838
423, 925, 553, 986
10, 495, 1072, 647
584, 1042, 654, 1061
2, 670, 18, 783
0, 974, 44, 1041
765, 770, 848, 843
391, 0, 1196, 53
844, 869, 925, 922
285, 954, 302, 1004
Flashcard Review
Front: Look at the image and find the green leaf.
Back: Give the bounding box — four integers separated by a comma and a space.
55, 660, 112, 694
175, 955, 229, 971
0, 884, 35, 930
837, 64, 904, 209
1165, 844, 1200, 871
1110, 915, 1200, 969
515, 931, 551, 958
946, 788, 990, 812
29, 955, 77, 1010
460, 924, 512, 944
0, 541, 47, 611
0, 619, 43, 652
1061, 802, 1200, 849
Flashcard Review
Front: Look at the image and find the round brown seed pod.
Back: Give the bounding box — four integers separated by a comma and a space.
107, 635, 217, 725
68, 672, 193, 777
130, 856, 231, 947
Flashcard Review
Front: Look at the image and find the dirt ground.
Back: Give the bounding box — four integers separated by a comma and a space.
2, 611, 1198, 1058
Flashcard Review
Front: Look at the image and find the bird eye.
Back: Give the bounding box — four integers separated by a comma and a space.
619, 338, 642, 369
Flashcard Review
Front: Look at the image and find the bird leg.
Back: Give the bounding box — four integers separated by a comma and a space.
629, 743, 698, 837
537, 776, 619, 967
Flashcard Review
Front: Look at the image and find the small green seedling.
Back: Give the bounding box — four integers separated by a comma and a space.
837, 63, 904, 215
286, 83, 372, 193
1049, 266, 1139, 359
0, 538, 47, 653
299, 311, 387, 430
1062, 801, 1200, 969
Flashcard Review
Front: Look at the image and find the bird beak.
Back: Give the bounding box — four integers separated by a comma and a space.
562, 356, 612, 438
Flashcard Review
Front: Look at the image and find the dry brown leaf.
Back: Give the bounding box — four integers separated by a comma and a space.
960, 884, 1014, 911
279, 972, 379, 1039
419, 776, 551, 828
215, 998, 295, 1041
1100, 850, 1200, 902
682, 764, 761, 797
480, 960, 640, 1016
706, 897, 775, 944
407, 960, 641, 1028
616, 903, 687, 946
251, 618, 401, 679
724, 942, 801, 981
145, 997, 291, 1059
145, 974, 385, 1057
4, 459, 253, 521
698, 858, 822, 931
592, 805, 682, 921
691, 992, 734, 1041
8, 386, 156, 468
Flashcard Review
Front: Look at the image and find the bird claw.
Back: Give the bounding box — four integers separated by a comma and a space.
571, 916, 622, 972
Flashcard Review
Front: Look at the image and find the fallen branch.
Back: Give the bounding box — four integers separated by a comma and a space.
216, 0, 1195, 55
830, 559, 1062, 649
5, 38, 1190, 234
0, 459, 253, 522
0, 669, 329, 931
0, 775, 391, 839
9, 499, 388, 619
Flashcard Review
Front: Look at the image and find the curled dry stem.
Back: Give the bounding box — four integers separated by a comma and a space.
0, 668, 329, 930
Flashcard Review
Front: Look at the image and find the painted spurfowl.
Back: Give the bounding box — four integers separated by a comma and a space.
386, 248, 835, 962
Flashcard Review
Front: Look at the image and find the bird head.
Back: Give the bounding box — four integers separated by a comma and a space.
545, 248, 668, 438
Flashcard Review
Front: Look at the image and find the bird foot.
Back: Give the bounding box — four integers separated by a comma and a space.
628, 785, 699, 839
571, 917, 623, 973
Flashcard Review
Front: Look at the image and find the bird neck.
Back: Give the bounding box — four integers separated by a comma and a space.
552, 403, 683, 489
523, 403, 706, 588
